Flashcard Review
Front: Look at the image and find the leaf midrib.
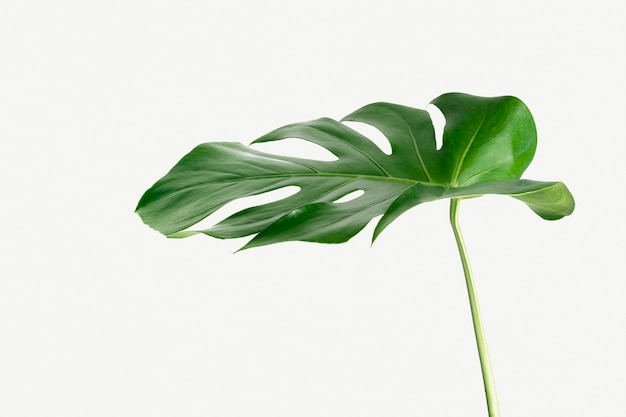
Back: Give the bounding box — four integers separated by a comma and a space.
451, 109, 488, 186
402, 117, 433, 182
178, 172, 418, 186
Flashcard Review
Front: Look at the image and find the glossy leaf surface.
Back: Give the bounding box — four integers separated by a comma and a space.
136, 93, 574, 249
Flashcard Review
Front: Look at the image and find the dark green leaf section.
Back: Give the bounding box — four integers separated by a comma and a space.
136, 93, 575, 249
432, 93, 537, 186
136, 142, 316, 236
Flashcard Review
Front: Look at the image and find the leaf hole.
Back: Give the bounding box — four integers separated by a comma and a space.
426, 104, 445, 150
251, 138, 337, 161
342, 121, 392, 155
333, 189, 365, 203
186, 186, 301, 231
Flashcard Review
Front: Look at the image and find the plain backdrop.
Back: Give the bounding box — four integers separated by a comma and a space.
1, 0, 624, 416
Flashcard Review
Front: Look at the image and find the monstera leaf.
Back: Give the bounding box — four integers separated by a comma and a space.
136, 93, 574, 250
136, 92, 575, 417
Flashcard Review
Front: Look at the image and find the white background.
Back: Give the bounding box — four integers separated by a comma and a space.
1, 1, 624, 416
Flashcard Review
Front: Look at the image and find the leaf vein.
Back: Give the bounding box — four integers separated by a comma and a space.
452, 110, 488, 186
403, 118, 433, 182
311, 124, 392, 177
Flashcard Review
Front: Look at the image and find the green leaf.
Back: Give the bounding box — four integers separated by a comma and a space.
136, 93, 575, 249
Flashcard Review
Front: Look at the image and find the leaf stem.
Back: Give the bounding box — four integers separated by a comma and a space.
449, 198, 500, 417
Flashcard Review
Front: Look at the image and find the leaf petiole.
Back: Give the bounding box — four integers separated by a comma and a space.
450, 198, 500, 417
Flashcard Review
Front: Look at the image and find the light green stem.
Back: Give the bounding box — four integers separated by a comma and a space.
449, 198, 500, 417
